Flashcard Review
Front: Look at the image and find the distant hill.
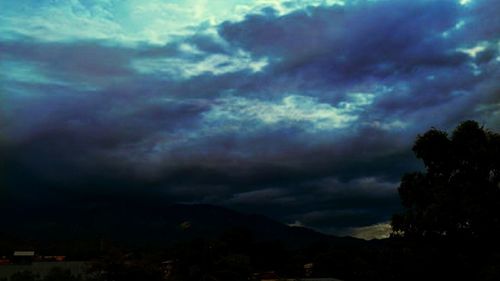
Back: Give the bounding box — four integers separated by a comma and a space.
1, 203, 364, 251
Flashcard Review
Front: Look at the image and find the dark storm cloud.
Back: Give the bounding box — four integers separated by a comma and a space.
2, 0, 499, 235
219, 0, 465, 80
185, 34, 233, 55
0, 39, 208, 84
456, 0, 500, 42
225, 175, 402, 229
215, 0, 499, 129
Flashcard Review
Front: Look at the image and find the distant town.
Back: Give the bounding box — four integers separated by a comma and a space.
0, 249, 343, 281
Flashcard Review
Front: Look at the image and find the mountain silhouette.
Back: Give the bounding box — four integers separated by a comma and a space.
1, 203, 364, 250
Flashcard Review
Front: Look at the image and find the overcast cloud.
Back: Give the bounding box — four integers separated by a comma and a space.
1, 0, 499, 237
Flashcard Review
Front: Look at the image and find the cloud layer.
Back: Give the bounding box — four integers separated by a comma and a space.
1, 0, 499, 237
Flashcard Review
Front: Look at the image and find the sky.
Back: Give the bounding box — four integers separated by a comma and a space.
1, 0, 499, 239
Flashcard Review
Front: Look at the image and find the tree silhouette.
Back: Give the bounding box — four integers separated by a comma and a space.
392, 120, 500, 241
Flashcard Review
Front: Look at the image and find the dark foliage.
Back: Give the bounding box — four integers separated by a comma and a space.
389, 120, 500, 281
4, 268, 82, 281
392, 120, 500, 241
42, 268, 82, 281
9, 272, 38, 281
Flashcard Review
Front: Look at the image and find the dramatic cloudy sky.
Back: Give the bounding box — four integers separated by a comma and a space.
1, 0, 499, 238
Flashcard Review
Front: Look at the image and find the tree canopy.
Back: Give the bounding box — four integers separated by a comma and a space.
392, 120, 500, 241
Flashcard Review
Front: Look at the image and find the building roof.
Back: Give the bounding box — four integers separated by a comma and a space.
13, 251, 35, 257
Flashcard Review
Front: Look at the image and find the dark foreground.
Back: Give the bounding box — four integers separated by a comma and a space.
1, 227, 499, 281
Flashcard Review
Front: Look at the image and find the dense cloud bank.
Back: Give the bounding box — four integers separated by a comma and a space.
1, 0, 499, 236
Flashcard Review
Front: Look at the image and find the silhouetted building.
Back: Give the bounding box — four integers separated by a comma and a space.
161, 260, 175, 280
304, 262, 314, 277
12, 251, 35, 264
0, 256, 10, 265
40, 255, 66, 262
